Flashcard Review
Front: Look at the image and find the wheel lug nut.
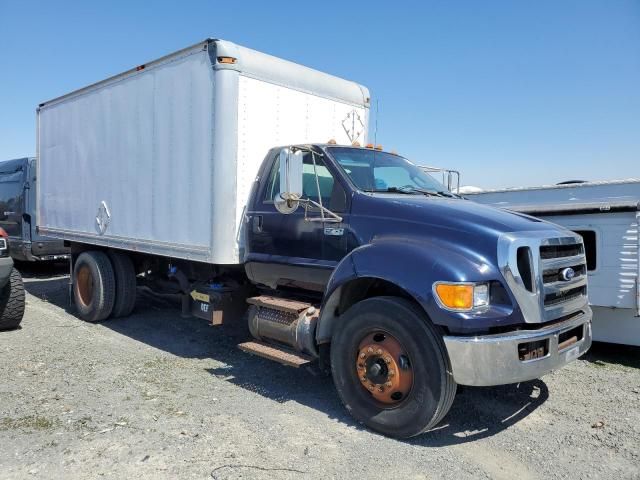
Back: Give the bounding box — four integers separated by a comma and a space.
367, 347, 373, 353
361, 376, 367, 381
385, 381, 392, 387
359, 352, 366, 359
384, 356, 391, 363
378, 387, 384, 392
388, 370, 395, 376
368, 385, 375, 391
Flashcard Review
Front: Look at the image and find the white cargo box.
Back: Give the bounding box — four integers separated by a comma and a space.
37, 38, 369, 264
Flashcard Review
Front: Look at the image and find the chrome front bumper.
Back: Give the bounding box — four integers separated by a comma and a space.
443, 308, 592, 386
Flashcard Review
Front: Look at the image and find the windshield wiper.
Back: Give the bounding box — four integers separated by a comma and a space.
364, 186, 421, 194
435, 190, 461, 198
405, 187, 461, 198
410, 187, 446, 197
395, 186, 450, 197
365, 186, 458, 198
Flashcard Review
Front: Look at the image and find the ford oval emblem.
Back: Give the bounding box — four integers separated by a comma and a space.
559, 267, 576, 281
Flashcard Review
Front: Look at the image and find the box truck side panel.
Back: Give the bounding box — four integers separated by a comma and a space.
38, 50, 215, 261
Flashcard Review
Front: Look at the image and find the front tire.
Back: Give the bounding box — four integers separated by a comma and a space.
73, 251, 116, 322
330, 296, 456, 438
0, 268, 25, 330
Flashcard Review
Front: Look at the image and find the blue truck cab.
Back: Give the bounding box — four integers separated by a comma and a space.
242, 144, 592, 437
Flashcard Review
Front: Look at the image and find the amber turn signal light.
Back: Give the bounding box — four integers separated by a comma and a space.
434, 284, 473, 310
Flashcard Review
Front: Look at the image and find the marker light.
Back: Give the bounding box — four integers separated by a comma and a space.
217, 56, 237, 64
434, 282, 490, 311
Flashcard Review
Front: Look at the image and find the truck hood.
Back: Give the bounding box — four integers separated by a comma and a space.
352, 193, 564, 239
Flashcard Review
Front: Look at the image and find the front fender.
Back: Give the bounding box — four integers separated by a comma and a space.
318, 237, 521, 340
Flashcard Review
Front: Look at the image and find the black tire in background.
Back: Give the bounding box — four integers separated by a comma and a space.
0, 268, 26, 330
330, 296, 457, 439
107, 250, 137, 318
73, 251, 116, 322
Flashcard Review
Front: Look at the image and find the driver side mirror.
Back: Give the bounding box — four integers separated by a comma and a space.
275, 148, 303, 214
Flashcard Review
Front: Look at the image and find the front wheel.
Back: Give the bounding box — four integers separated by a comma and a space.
330, 296, 456, 438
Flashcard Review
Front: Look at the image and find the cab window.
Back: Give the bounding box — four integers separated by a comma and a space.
263, 152, 345, 212
302, 158, 334, 205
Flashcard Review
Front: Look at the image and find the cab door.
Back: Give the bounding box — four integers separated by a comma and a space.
245, 150, 351, 291
0, 160, 27, 242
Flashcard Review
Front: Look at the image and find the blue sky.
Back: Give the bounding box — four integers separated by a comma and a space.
0, 0, 638, 188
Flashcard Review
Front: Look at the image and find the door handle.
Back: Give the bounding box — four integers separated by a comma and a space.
253, 215, 263, 233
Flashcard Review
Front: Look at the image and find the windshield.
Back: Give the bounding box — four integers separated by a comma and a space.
327, 147, 449, 195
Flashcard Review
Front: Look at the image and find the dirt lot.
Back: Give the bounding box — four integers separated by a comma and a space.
1, 264, 639, 479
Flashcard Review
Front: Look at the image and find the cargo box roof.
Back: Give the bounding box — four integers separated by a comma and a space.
39, 38, 370, 110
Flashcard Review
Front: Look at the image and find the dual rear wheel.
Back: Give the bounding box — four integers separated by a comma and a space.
73, 250, 136, 322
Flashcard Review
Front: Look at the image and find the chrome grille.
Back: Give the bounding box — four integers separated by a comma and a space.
498, 231, 590, 324
539, 243, 584, 259
539, 240, 588, 321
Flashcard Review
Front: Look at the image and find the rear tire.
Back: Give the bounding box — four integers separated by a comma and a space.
330, 296, 456, 438
0, 268, 25, 330
108, 250, 137, 318
73, 251, 116, 322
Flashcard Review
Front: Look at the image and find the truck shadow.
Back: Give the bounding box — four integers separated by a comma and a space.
581, 341, 640, 370
411, 381, 548, 446
204, 361, 549, 446
14, 260, 69, 278
107, 293, 551, 446
21, 268, 70, 309
22, 275, 549, 445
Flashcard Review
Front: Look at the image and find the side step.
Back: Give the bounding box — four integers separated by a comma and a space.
246, 295, 314, 314
237, 341, 313, 368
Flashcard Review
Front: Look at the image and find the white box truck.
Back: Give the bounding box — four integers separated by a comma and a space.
37, 39, 370, 264
36, 38, 591, 438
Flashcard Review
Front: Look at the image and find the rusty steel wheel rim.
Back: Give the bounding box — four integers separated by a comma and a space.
356, 331, 414, 406
76, 264, 94, 307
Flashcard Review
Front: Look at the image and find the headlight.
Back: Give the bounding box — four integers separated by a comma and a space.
433, 282, 490, 311
473, 283, 489, 308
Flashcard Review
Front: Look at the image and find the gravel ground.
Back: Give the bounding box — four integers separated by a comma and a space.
1, 263, 639, 479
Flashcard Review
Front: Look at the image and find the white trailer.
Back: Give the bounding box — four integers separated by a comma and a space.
37, 38, 370, 265
467, 179, 640, 346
